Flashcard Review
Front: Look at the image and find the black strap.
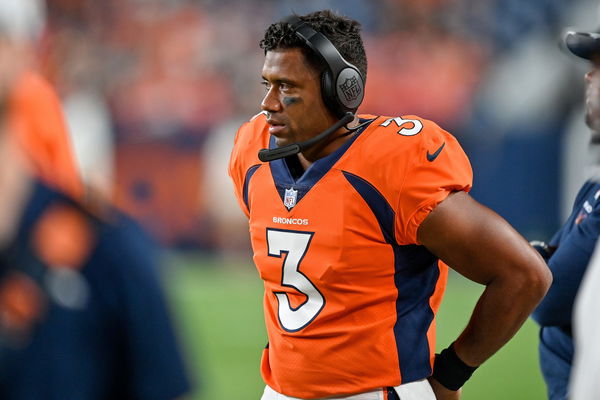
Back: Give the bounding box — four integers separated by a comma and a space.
386, 387, 400, 400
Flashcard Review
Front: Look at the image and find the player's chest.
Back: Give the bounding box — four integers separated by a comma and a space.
245, 165, 395, 280
247, 166, 384, 233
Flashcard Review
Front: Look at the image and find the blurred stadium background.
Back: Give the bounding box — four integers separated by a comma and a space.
41, 0, 600, 398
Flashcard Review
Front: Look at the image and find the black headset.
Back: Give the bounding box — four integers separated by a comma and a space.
284, 15, 365, 118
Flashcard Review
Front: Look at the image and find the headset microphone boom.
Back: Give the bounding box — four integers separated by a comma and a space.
258, 112, 354, 162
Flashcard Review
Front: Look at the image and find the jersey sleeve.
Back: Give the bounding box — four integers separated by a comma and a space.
531, 228, 594, 326
228, 123, 251, 218
228, 112, 268, 218
394, 120, 473, 244
533, 183, 600, 327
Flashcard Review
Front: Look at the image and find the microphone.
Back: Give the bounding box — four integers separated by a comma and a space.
258, 112, 354, 162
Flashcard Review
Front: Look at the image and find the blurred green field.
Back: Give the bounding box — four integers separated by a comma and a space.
165, 254, 546, 400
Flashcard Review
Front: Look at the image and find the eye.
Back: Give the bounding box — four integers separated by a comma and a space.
261, 81, 271, 91
279, 82, 293, 93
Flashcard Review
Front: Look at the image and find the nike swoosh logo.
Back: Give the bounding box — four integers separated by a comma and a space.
427, 142, 445, 162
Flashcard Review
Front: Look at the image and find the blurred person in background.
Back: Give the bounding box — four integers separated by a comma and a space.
1, 0, 81, 199
570, 241, 600, 400
0, 1, 192, 399
229, 9, 551, 400
530, 22, 600, 400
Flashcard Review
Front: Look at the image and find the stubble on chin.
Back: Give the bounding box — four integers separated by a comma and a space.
585, 110, 600, 142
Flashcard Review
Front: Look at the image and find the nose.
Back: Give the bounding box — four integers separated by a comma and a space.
261, 86, 282, 113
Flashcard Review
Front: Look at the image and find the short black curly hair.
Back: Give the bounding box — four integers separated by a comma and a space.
259, 10, 367, 82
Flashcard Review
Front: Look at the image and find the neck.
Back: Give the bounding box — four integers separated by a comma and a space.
298, 115, 360, 169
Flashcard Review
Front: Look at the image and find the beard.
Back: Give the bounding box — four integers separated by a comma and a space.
585, 107, 600, 143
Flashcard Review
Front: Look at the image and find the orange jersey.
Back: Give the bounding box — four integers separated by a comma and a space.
8, 71, 82, 198
229, 113, 472, 398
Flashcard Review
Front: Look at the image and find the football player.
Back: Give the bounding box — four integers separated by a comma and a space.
229, 9, 551, 400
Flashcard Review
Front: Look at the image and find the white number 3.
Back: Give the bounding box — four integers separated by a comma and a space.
267, 229, 325, 332
380, 116, 423, 136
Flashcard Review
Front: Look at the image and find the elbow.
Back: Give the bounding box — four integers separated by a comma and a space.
497, 255, 552, 310
521, 258, 553, 304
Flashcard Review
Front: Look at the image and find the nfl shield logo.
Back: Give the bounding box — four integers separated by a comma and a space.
340, 76, 361, 102
284, 188, 298, 210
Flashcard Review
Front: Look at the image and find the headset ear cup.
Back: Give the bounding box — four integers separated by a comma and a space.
335, 67, 364, 112
321, 69, 345, 117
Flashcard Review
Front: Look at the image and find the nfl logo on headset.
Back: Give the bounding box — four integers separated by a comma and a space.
284, 188, 298, 210
340, 76, 361, 102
